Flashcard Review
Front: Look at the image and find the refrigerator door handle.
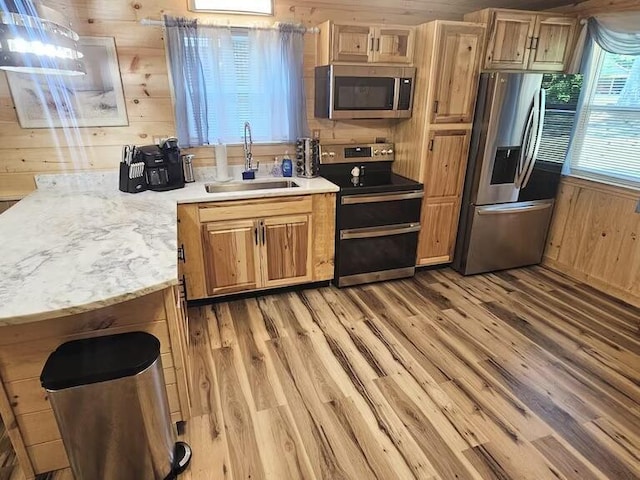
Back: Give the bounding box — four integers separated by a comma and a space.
521, 88, 547, 189
516, 89, 542, 188
517, 102, 535, 183
476, 200, 553, 215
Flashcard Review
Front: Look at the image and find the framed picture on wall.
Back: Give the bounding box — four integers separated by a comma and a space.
7, 36, 129, 128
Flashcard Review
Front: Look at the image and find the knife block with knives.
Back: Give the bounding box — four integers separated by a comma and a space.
119, 145, 147, 193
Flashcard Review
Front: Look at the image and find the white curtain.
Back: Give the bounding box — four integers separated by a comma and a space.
164, 16, 308, 147
164, 17, 211, 147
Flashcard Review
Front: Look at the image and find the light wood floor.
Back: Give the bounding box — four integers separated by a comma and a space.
4, 266, 640, 479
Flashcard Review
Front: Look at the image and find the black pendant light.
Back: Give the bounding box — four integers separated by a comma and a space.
0, 0, 85, 75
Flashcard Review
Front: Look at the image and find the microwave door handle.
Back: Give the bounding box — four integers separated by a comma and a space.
392, 77, 401, 110
521, 89, 547, 189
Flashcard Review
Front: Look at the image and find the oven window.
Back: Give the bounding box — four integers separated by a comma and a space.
340, 197, 422, 229
339, 232, 419, 277
334, 77, 395, 110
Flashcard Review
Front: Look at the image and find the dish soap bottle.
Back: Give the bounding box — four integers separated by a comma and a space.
282, 151, 293, 177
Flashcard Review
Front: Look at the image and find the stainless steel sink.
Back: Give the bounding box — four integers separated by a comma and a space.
205, 180, 300, 193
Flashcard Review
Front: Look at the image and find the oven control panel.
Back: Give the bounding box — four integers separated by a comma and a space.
319, 143, 395, 164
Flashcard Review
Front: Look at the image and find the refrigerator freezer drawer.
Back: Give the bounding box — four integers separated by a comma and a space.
464, 200, 554, 275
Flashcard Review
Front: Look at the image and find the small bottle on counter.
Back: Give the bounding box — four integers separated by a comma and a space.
271, 157, 282, 177
282, 151, 293, 177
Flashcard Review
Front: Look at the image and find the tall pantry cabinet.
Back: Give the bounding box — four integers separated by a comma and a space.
394, 21, 485, 266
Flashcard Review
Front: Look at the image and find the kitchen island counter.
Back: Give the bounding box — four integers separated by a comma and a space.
0, 173, 338, 326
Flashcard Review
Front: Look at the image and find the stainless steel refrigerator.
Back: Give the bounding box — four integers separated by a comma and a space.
453, 72, 581, 275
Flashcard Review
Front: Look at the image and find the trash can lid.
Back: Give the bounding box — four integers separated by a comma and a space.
40, 331, 161, 391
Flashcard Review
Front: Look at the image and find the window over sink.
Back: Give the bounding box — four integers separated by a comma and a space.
164, 17, 307, 147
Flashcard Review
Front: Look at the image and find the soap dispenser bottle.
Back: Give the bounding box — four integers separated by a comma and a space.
282, 151, 293, 177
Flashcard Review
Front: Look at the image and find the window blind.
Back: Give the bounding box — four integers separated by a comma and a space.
537, 74, 583, 164
569, 48, 640, 186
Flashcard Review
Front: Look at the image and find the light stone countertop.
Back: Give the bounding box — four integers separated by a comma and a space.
0, 168, 339, 326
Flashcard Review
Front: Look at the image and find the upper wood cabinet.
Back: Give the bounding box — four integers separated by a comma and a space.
464, 9, 578, 72
331, 24, 371, 63
373, 26, 415, 64
432, 23, 485, 124
529, 15, 578, 71
317, 21, 415, 65
484, 11, 535, 70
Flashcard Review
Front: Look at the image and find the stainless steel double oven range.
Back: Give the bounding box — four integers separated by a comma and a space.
319, 143, 423, 287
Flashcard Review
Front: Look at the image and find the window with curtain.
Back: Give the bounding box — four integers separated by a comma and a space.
164, 17, 308, 147
568, 44, 640, 186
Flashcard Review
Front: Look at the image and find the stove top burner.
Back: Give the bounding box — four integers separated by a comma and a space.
322, 172, 422, 195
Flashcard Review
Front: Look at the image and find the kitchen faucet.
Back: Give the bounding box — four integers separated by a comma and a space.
243, 122, 258, 172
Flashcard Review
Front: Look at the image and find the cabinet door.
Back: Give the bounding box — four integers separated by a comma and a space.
423, 130, 471, 198
332, 24, 372, 63
417, 198, 461, 266
177, 204, 208, 300
202, 220, 260, 296
261, 214, 312, 288
432, 24, 484, 124
372, 26, 414, 64
528, 15, 577, 72
485, 11, 536, 70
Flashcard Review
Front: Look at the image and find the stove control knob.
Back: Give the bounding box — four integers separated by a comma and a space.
381, 149, 388, 155
387, 149, 394, 155
321, 152, 328, 157
329, 152, 336, 158
374, 149, 380, 156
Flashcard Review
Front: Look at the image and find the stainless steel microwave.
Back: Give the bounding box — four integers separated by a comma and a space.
314, 65, 416, 120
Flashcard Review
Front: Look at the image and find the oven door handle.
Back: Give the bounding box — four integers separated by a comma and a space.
341, 191, 424, 205
340, 223, 421, 240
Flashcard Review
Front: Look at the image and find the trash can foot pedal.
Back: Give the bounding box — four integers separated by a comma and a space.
164, 441, 192, 479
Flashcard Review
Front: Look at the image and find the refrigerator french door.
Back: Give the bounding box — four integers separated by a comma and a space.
454, 72, 558, 275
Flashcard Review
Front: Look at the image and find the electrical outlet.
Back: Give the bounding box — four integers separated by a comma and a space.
636, 199, 640, 214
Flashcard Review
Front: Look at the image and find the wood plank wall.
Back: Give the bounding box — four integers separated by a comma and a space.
543, 0, 640, 307
543, 177, 640, 308
0, 0, 471, 200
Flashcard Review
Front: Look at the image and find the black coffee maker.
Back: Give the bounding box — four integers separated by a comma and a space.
136, 137, 185, 191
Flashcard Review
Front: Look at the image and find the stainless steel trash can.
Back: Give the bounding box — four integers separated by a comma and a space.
40, 332, 190, 480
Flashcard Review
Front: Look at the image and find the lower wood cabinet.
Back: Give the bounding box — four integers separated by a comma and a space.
262, 214, 312, 288
178, 194, 335, 300
417, 129, 471, 266
418, 197, 461, 266
202, 214, 312, 296
202, 219, 260, 296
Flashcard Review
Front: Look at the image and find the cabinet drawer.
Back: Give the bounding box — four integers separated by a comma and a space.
198, 196, 312, 223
